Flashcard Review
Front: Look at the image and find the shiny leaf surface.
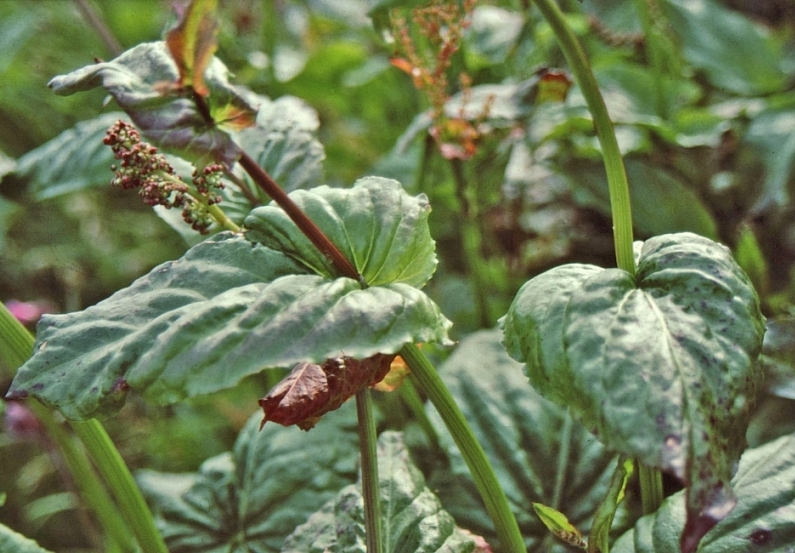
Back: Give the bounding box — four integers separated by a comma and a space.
8, 232, 450, 420
502, 233, 765, 549
244, 177, 437, 287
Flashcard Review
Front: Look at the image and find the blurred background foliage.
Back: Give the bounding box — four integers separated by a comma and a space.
1, 0, 795, 550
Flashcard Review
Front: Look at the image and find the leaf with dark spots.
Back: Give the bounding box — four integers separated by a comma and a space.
165, 0, 218, 97
502, 232, 766, 551
613, 432, 795, 553
260, 354, 394, 430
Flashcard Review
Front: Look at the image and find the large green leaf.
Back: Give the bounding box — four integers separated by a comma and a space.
47, 41, 257, 165
0, 112, 121, 200
661, 0, 786, 96
234, 94, 325, 194
244, 177, 437, 288
0, 525, 54, 553
613, 432, 795, 552
426, 329, 618, 551
502, 232, 765, 550
563, 158, 718, 239
138, 406, 360, 553
282, 431, 489, 553
743, 103, 795, 205
7, 231, 451, 420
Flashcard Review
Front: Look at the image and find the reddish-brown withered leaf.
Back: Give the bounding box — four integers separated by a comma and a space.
166, 0, 219, 97
260, 354, 394, 431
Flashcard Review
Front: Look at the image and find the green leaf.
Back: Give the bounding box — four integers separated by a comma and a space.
7, 231, 451, 420
244, 177, 437, 288
761, 317, 795, 400
661, 0, 786, 96
281, 431, 489, 553
138, 406, 360, 553
426, 329, 618, 551
234, 94, 325, 195
2, 112, 121, 200
563, 158, 718, 239
47, 41, 257, 165
165, 0, 219, 97
0, 524, 55, 553
502, 232, 766, 549
613, 432, 795, 553
588, 457, 634, 553
532, 503, 587, 550
743, 102, 795, 205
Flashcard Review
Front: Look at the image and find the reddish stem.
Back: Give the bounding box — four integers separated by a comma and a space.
237, 152, 362, 283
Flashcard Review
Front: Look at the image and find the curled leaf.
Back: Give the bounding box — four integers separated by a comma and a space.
259, 354, 394, 430
166, 0, 219, 97
48, 41, 257, 165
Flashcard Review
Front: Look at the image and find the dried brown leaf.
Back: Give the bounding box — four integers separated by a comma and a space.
260, 354, 394, 430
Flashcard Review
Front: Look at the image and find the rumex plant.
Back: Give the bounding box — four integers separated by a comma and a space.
1, 1, 794, 553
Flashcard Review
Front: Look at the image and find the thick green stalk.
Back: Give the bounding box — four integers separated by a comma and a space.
0, 303, 142, 552
529, 0, 635, 276
356, 389, 383, 553
71, 420, 168, 553
0, 302, 33, 372
638, 463, 664, 515
29, 401, 137, 553
530, 0, 666, 514
401, 343, 525, 553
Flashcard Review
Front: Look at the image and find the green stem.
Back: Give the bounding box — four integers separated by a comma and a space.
529, 0, 635, 276
356, 389, 383, 553
29, 402, 137, 553
206, 203, 241, 233
0, 302, 145, 552
530, 0, 665, 514
631, 0, 667, 119
0, 301, 34, 373
70, 420, 169, 553
400, 343, 525, 553
238, 151, 362, 283
400, 377, 441, 452
638, 463, 664, 515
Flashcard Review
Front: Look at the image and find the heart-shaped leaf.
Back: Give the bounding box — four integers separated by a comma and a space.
502, 232, 765, 550
281, 431, 491, 553
612, 431, 795, 553
244, 177, 437, 288
48, 41, 257, 165
7, 232, 451, 420
137, 406, 360, 553
426, 329, 619, 551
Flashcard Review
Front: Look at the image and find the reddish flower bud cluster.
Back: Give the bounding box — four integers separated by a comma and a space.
390, 0, 490, 160
103, 121, 226, 235
103, 120, 188, 208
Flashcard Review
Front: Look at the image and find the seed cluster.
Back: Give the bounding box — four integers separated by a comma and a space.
103, 120, 226, 234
